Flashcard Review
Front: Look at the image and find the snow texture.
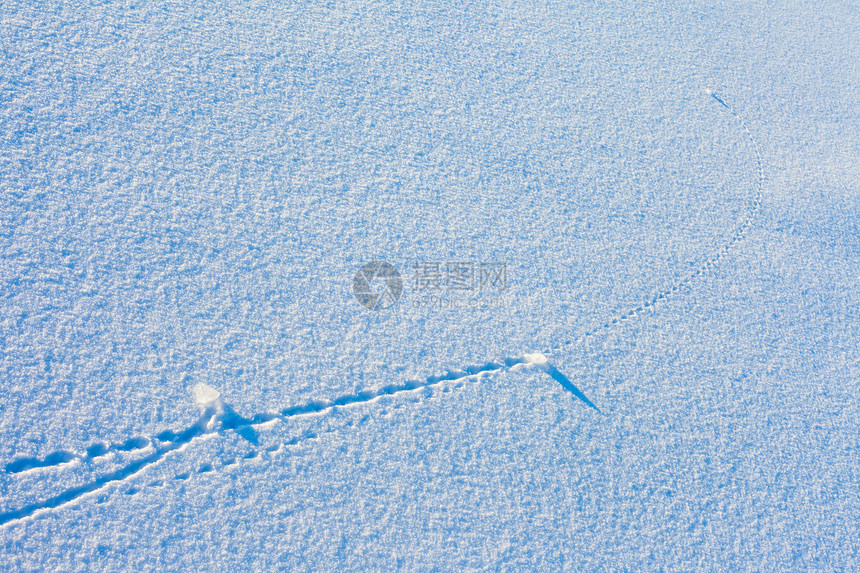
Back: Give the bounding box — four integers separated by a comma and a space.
1, 0, 858, 570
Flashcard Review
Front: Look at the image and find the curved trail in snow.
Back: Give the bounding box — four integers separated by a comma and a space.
542, 91, 764, 357
0, 92, 764, 528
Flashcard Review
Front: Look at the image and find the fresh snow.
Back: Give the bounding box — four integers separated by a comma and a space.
1, 0, 858, 571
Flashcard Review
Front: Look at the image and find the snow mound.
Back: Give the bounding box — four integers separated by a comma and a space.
191, 383, 221, 406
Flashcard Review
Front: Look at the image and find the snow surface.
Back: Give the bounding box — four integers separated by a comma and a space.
1, 0, 858, 570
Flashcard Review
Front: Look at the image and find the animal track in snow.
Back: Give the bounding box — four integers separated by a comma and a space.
543, 91, 764, 357
0, 353, 575, 526
0, 92, 763, 528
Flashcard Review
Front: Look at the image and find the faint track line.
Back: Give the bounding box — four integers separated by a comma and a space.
542, 91, 765, 356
